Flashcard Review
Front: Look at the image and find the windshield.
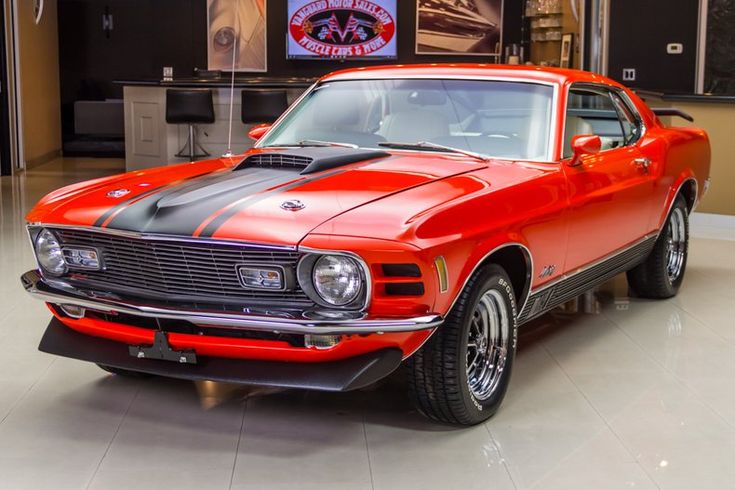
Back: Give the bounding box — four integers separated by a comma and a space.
259, 79, 555, 161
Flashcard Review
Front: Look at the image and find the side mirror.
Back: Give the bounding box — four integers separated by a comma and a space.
248, 123, 271, 141
568, 134, 602, 167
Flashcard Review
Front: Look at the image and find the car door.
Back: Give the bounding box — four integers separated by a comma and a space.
562, 84, 654, 272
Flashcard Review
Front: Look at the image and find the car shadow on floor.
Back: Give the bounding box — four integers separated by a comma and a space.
50, 275, 657, 438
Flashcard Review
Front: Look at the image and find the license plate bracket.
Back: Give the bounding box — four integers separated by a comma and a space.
128, 331, 197, 364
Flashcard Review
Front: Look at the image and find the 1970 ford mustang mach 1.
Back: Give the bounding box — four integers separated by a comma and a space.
22, 65, 710, 425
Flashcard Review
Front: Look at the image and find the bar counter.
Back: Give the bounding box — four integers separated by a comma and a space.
116, 76, 315, 89
118, 78, 314, 171
635, 89, 735, 105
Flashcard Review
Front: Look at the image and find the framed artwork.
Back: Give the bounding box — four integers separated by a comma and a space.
207, 0, 267, 72
287, 0, 398, 60
415, 0, 503, 57
560, 33, 574, 68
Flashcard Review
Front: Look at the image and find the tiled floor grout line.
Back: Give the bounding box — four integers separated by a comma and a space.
0, 358, 55, 427
670, 299, 735, 347
541, 343, 663, 490
603, 309, 735, 433
84, 386, 141, 490
228, 399, 249, 490
361, 412, 376, 490
483, 423, 519, 490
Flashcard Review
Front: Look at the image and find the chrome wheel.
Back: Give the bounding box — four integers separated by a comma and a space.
466, 289, 510, 401
666, 207, 687, 282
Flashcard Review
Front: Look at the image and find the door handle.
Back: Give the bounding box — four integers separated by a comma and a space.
633, 157, 651, 172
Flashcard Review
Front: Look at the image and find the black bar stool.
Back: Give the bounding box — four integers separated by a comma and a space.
166, 89, 215, 161
241, 89, 289, 124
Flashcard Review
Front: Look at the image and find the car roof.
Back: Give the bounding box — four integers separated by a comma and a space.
320, 64, 624, 89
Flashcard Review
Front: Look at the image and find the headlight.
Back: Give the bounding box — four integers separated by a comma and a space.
35, 229, 66, 276
312, 255, 362, 306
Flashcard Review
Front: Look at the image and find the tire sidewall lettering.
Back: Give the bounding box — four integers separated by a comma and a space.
467, 274, 517, 412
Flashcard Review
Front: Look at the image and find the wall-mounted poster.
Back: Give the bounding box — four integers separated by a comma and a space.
416, 0, 503, 56
208, 0, 267, 72
287, 0, 398, 59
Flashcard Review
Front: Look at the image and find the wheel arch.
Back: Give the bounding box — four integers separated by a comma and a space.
656, 175, 698, 231
446, 243, 533, 317
678, 178, 698, 213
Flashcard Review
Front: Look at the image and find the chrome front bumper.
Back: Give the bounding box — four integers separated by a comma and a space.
21, 270, 442, 335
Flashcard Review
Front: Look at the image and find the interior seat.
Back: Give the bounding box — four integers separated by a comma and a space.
379, 89, 451, 143
379, 109, 450, 143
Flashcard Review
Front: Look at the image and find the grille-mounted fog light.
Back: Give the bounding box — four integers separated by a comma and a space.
236, 265, 285, 290
305, 334, 341, 350
63, 248, 101, 270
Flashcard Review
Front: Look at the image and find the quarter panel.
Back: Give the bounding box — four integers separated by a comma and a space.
642, 126, 710, 230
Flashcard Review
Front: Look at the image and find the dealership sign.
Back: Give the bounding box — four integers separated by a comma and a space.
288, 0, 397, 58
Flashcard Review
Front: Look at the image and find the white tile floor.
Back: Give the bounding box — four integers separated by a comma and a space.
2, 158, 735, 489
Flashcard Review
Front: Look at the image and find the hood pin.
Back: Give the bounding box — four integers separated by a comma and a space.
281, 200, 305, 211
107, 189, 131, 198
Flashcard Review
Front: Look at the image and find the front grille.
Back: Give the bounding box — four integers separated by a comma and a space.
240, 153, 313, 169
53, 228, 313, 307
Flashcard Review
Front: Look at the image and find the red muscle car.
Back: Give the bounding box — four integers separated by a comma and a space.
22, 65, 710, 425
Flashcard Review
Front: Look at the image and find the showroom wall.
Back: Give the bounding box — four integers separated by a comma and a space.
17, 0, 62, 167
670, 103, 735, 216
57, 1, 525, 103
56, 0, 526, 143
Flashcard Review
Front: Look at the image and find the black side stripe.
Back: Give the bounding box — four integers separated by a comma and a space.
198, 168, 347, 237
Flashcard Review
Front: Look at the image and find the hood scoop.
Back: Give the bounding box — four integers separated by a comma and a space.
236, 147, 390, 175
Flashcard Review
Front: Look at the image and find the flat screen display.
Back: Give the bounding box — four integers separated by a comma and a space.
287, 0, 398, 59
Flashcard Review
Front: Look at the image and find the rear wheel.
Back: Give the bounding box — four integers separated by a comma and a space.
97, 364, 153, 378
627, 195, 689, 298
407, 264, 518, 425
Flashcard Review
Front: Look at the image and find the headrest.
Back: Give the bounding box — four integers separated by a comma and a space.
407, 90, 447, 106
313, 91, 361, 127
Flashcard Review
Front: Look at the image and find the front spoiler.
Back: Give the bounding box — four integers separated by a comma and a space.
21, 270, 442, 335
39, 317, 404, 391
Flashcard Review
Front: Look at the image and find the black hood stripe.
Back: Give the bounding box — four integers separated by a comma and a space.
92, 185, 169, 227
94, 168, 223, 228
104, 167, 303, 236
197, 168, 346, 238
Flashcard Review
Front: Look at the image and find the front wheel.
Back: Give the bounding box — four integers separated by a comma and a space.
627, 195, 689, 298
407, 264, 518, 425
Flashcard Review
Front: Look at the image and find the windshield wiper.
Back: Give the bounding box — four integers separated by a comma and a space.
261, 140, 359, 149
378, 141, 490, 162
298, 140, 359, 148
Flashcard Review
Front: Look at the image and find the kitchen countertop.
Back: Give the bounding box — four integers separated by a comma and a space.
115, 77, 316, 89
635, 89, 735, 104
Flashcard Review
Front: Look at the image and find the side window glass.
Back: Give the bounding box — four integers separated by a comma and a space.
564, 88, 625, 158
610, 92, 642, 146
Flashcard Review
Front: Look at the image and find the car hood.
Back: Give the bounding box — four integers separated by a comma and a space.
28, 149, 487, 246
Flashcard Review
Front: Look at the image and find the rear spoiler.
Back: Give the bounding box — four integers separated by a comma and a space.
651, 108, 695, 123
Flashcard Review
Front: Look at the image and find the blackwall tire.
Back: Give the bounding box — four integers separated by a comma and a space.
627, 195, 689, 299
97, 364, 154, 378
407, 264, 518, 426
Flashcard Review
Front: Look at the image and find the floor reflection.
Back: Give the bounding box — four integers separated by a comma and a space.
3, 158, 735, 489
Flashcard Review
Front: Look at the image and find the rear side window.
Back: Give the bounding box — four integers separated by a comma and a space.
563, 86, 642, 158
610, 92, 642, 146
